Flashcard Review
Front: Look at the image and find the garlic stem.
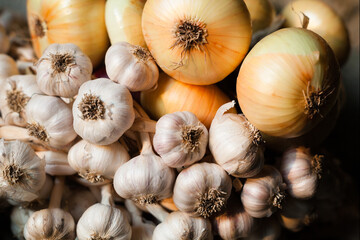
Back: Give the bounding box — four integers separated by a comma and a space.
48, 176, 65, 209
125, 199, 144, 226
100, 184, 114, 206
130, 117, 156, 133
133, 101, 150, 119
139, 131, 153, 155
88, 186, 102, 203
145, 203, 169, 222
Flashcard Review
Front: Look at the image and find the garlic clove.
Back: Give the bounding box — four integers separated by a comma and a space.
72, 78, 135, 145
36, 43, 93, 98
105, 42, 159, 92
153, 111, 208, 168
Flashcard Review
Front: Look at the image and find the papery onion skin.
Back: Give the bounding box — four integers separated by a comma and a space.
142, 0, 252, 85
27, 0, 109, 68
140, 73, 235, 129
105, 0, 146, 47
236, 27, 340, 138
282, 0, 350, 65
244, 0, 276, 33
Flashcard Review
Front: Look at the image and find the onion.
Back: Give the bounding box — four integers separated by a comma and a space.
236, 28, 341, 138
142, 0, 252, 85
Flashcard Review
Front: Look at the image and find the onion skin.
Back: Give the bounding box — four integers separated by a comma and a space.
140, 73, 235, 129
27, 0, 109, 68
236, 28, 340, 138
282, 0, 350, 65
244, 0, 275, 33
142, 0, 252, 85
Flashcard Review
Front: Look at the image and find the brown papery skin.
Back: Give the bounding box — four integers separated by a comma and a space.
140, 73, 235, 129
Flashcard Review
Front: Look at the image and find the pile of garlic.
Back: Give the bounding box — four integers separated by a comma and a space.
0, 36, 348, 240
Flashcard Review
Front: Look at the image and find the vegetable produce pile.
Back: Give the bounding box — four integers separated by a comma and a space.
0, 0, 358, 239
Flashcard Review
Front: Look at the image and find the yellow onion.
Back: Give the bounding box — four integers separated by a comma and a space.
282, 0, 350, 65
142, 0, 252, 85
236, 28, 340, 138
105, 0, 146, 47
27, 0, 109, 68
140, 73, 235, 128
243, 0, 276, 33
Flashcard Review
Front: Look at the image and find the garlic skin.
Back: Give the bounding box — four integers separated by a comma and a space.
105, 42, 159, 92
36, 43, 93, 98
209, 101, 264, 178
77, 203, 132, 240
73, 78, 135, 145
113, 151, 175, 205
36, 151, 76, 176
68, 139, 130, 184
241, 165, 286, 218
173, 162, 232, 218
0, 140, 46, 203
0, 75, 42, 127
25, 95, 77, 148
152, 211, 213, 240
153, 111, 208, 168
10, 206, 35, 240
24, 208, 76, 240
280, 147, 322, 199
0, 54, 19, 79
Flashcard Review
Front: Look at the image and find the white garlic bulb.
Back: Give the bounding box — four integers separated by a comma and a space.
280, 147, 322, 199
77, 203, 132, 240
0, 54, 19, 79
35, 151, 76, 176
213, 198, 255, 240
0, 75, 42, 127
105, 42, 159, 92
173, 162, 232, 218
0, 139, 46, 203
73, 78, 135, 145
0, 24, 10, 54
152, 211, 213, 240
114, 132, 175, 205
24, 208, 76, 240
209, 101, 264, 178
153, 111, 208, 168
68, 139, 130, 184
10, 206, 35, 240
241, 165, 286, 218
36, 43, 93, 98
25, 94, 77, 148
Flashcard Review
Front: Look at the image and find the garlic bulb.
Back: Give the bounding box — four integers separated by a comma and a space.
36, 151, 76, 176
25, 94, 77, 148
113, 132, 175, 205
24, 208, 75, 240
241, 165, 286, 218
0, 75, 42, 127
0, 54, 19, 79
142, 0, 252, 85
213, 197, 254, 240
105, 42, 159, 92
153, 111, 208, 168
0, 24, 10, 53
77, 184, 132, 240
209, 101, 264, 178
36, 43, 92, 98
173, 162, 232, 218
152, 211, 213, 240
24, 177, 76, 240
0, 139, 46, 203
280, 147, 322, 199
73, 78, 135, 145
105, 0, 146, 46
11, 206, 35, 240
68, 139, 130, 184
